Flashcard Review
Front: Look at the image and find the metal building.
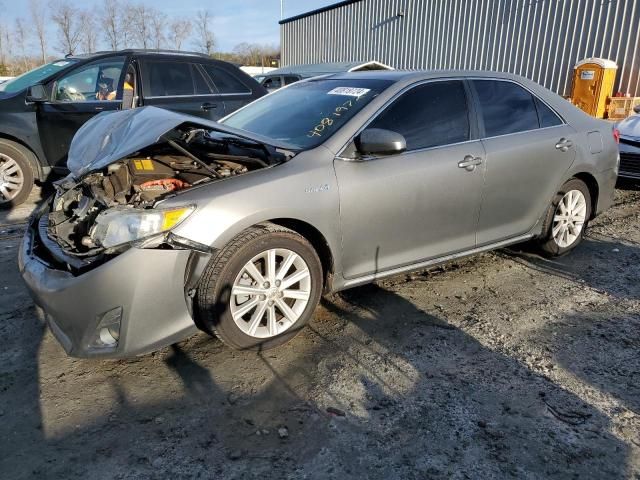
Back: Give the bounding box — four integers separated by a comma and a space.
280, 0, 640, 96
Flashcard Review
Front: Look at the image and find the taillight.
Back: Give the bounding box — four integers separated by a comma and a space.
613, 127, 620, 144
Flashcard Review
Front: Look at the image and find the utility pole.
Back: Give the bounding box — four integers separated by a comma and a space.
280, 0, 284, 20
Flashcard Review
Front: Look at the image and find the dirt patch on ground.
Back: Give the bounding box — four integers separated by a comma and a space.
1, 185, 639, 479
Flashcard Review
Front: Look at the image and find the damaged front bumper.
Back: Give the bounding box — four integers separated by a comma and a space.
19, 205, 201, 359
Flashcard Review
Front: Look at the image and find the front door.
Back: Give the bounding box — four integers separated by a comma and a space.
470, 79, 577, 245
335, 80, 486, 279
37, 56, 127, 168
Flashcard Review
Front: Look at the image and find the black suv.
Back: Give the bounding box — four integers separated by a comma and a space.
0, 50, 267, 206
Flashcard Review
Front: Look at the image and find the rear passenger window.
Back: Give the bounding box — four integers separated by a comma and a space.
473, 80, 539, 137
369, 80, 470, 151
535, 97, 563, 128
202, 65, 250, 94
144, 61, 214, 97
193, 66, 212, 94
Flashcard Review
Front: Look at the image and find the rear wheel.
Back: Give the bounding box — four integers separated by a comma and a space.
0, 140, 35, 208
196, 224, 323, 350
537, 178, 591, 257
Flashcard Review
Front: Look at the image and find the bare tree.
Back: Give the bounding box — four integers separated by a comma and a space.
79, 11, 98, 53
104, 0, 121, 50
14, 18, 29, 71
120, 2, 137, 48
50, 1, 82, 55
0, 1, 10, 71
129, 3, 153, 48
0, 23, 6, 68
30, 0, 48, 64
193, 10, 215, 56
168, 19, 191, 50
233, 42, 280, 66
150, 9, 166, 49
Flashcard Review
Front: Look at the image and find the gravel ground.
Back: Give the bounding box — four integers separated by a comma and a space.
0, 184, 639, 479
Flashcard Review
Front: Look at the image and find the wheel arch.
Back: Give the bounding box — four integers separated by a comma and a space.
571, 172, 599, 220
0, 132, 45, 181
268, 218, 335, 292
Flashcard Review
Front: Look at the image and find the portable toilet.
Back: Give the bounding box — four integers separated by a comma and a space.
570, 58, 618, 118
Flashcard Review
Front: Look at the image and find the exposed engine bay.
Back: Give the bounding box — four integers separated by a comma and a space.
46, 124, 292, 259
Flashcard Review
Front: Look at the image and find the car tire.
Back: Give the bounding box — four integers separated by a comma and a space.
196, 223, 323, 350
0, 140, 35, 208
536, 178, 592, 257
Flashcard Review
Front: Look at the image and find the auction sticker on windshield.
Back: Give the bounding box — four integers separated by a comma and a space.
327, 87, 371, 97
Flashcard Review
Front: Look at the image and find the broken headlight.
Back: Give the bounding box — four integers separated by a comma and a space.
90, 205, 194, 249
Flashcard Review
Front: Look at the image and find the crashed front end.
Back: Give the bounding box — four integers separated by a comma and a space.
19, 107, 291, 358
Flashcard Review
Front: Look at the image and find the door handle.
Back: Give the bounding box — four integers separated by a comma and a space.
555, 138, 573, 152
200, 102, 217, 111
458, 155, 483, 172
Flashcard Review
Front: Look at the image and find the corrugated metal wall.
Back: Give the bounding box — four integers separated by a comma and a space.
281, 0, 640, 96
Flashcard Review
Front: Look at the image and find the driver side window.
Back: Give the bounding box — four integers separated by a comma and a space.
369, 80, 470, 151
54, 57, 125, 103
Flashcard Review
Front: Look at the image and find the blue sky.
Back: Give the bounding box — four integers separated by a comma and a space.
0, 0, 337, 52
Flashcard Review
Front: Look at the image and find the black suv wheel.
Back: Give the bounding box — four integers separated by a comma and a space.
0, 139, 35, 208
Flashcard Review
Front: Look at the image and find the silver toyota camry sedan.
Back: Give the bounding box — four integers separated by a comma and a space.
19, 71, 619, 358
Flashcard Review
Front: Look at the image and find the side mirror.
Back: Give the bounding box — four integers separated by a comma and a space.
26, 84, 47, 102
355, 128, 407, 156
634, 104, 640, 114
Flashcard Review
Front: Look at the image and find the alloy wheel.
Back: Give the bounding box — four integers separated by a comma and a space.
230, 248, 311, 339
0, 153, 25, 204
552, 189, 587, 248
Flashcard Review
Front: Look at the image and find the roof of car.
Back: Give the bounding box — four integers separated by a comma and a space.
323, 70, 525, 82
266, 61, 394, 77
69, 49, 212, 60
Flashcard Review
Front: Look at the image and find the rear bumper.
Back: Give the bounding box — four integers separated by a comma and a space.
19, 212, 199, 359
594, 167, 617, 216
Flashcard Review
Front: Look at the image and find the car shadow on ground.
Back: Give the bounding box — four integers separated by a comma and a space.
616, 178, 640, 192
534, 308, 639, 420
1, 274, 635, 479
0, 174, 57, 225
500, 236, 640, 301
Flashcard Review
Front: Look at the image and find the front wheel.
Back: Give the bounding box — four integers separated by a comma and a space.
536, 178, 591, 257
0, 140, 35, 208
196, 224, 323, 350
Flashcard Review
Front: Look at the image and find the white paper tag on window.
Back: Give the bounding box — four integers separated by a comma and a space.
327, 87, 371, 97
52, 61, 71, 67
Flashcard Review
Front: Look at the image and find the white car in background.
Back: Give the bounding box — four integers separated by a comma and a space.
617, 104, 640, 180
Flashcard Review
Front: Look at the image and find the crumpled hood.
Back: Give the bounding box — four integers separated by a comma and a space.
67, 106, 295, 177
618, 114, 640, 141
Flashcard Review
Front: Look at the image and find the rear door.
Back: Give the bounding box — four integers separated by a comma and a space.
37, 56, 126, 167
471, 79, 576, 245
201, 63, 258, 114
335, 79, 486, 279
140, 58, 224, 120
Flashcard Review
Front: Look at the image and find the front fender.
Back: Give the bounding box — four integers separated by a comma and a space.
166, 149, 343, 275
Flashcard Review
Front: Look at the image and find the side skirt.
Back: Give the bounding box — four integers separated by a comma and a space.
334, 233, 534, 292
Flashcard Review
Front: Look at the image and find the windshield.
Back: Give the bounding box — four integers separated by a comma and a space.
0, 59, 77, 93
221, 78, 393, 149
